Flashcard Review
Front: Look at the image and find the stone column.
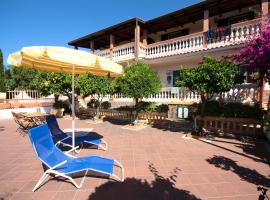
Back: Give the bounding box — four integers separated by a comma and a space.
143, 29, 148, 46
90, 41, 95, 53
134, 22, 140, 59
203, 9, 209, 48
110, 34, 115, 60
262, 0, 269, 28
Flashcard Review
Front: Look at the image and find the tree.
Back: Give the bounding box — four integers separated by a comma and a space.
176, 56, 240, 116
5, 66, 37, 90
116, 61, 161, 108
32, 71, 72, 102
76, 73, 114, 118
233, 26, 270, 106
0, 49, 5, 92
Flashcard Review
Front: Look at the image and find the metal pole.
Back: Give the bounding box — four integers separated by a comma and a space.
72, 65, 75, 150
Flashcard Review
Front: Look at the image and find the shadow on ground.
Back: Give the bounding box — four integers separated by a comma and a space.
103, 118, 130, 126
234, 139, 270, 165
56, 131, 104, 151
0, 126, 5, 132
151, 120, 193, 133
88, 162, 201, 200
206, 155, 270, 188
197, 136, 270, 164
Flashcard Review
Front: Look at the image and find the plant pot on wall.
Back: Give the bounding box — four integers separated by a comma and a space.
50, 108, 64, 118
51, 100, 68, 118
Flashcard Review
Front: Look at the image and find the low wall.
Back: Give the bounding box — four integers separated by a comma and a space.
78, 108, 168, 122
0, 106, 52, 119
194, 115, 262, 136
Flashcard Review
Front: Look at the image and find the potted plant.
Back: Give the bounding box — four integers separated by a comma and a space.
51, 100, 66, 118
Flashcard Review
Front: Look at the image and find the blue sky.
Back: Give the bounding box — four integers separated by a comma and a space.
0, 0, 201, 66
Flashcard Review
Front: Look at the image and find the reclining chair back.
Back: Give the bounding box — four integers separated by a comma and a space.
46, 115, 67, 141
29, 125, 69, 168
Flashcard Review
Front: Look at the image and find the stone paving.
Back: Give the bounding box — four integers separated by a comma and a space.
0, 118, 269, 200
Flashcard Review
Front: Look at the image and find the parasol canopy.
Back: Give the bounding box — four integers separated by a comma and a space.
8, 46, 123, 151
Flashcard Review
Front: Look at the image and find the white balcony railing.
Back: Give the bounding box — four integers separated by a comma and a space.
207, 18, 261, 49
101, 84, 258, 105
112, 42, 135, 62
96, 49, 110, 59
108, 87, 201, 104
95, 18, 262, 62
146, 32, 204, 59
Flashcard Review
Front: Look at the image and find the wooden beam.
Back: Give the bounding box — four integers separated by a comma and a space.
90, 41, 95, 53
134, 23, 140, 58
143, 29, 148, 45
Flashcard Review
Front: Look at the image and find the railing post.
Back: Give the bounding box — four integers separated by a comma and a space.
110, 34, 115, 60
90, 41, 95, 53
203, 9, 209, 48
134, 21, 140, 59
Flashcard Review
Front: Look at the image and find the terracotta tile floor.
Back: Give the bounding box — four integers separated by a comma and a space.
0, 118, 269, 200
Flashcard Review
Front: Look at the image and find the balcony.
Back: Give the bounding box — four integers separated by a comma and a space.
95, 18, 262, 62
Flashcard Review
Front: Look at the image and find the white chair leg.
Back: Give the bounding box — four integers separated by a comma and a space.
32, 172, 49, 192
111, 160, 124, 182
100, 139, 107, 151
56, 170, 88, 189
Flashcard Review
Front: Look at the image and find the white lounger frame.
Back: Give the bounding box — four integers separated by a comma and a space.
32, 150, 124, 192
55, 135, 108, 152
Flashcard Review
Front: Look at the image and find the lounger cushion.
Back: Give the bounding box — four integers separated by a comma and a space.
58, 155, 114, 175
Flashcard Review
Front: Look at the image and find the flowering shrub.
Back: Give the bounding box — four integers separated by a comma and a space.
234, 26, 270, 84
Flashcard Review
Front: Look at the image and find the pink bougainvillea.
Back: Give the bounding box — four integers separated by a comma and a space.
234, 26, 270, 83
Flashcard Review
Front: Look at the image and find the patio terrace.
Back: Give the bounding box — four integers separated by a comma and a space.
0, 118, 269, 200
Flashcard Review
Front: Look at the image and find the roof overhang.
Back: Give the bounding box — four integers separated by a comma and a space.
68, 0, 261, 49
68, 18, 145, 49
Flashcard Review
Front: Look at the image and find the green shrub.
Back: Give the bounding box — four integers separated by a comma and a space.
115, 106, 133, 111
53, 100, 68, 109
201, 101, 223, 117
223, 102, 262, 118
135, 101, 157, 112
87, 99, 100, 108
101, 101, 111, 109
156, 104, 169, 113
195, 100, 262, 119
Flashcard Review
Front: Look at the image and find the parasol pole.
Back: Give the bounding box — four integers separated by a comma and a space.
72, 64, 75, 150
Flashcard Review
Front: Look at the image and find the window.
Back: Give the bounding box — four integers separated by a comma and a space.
166, 70, 181, 87
216, 12, 255, 27
161, 29, 189, 41
172, 70, 180, 87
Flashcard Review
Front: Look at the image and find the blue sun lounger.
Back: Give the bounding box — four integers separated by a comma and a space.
29, 125, 124, 191
46, 115, 107, 151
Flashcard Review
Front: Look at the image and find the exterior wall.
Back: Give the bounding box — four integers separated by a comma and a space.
0, 106, 52, 119
145, 47, 241, 87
